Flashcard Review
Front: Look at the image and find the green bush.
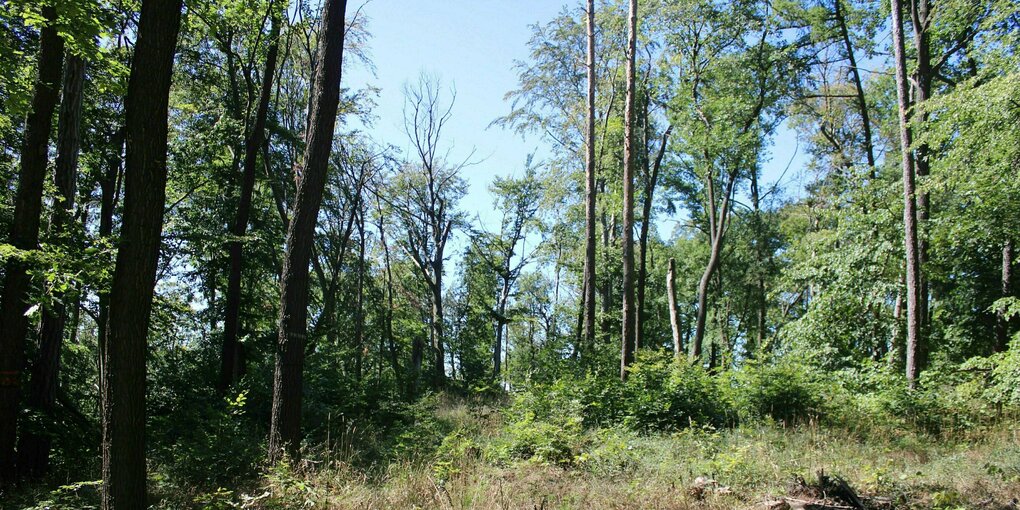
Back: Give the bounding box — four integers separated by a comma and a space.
728, 359, 823, 424
622, 351, 729, 431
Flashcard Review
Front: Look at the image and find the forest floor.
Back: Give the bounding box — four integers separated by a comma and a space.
8, 399, 1020, 509
229, 401, 1020, 510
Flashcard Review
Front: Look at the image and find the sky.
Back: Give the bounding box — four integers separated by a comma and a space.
342, 0, 811, 242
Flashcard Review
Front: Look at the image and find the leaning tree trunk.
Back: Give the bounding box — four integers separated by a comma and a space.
890, 0, 923, 389
582, 0, 598, 354
220, 13, 281, 392
0, 4, 64, 482
619, 0, 638, 381
268, 0, 348, 463
19, 53, 85, 478
101, 0, 182, 507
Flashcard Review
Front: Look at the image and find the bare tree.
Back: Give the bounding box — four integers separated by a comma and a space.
390, 74, 467, 389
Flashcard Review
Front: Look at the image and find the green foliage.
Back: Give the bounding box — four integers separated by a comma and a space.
727, 359, 824, 424
622, 351, 729, 430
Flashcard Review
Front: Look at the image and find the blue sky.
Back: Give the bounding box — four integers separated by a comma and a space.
343, 0, 811, 241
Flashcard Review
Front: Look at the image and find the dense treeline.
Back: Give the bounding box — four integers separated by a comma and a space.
0, 0, 1018, 507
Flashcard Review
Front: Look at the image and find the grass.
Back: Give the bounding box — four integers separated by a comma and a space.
233, 402, 1020, 510
7, 397, 1019, 509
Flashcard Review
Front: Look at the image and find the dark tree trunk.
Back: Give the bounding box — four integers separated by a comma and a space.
0, 5, 63, 482
996, 240, 1014, 352
834, 0, 876, 172
373, 196, 402, 392
101, 0, 182, 507
910, 0, 932, 365
620, 0, 638, 381
430, 262, 446, 386
890, 0, 923, 388
354, 203, 366, 381
268, 0, 347, 462
667, 258, 682, 358
582, 0, 598, 354
220, 13, 282, 392
636, 124, 671, 351
19, 52, 85, 478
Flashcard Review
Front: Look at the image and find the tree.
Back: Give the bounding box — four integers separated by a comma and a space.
581, 0, 598, 357
101, 0, 183, 506
220, 5, 283, 391
0, 3, 63, 482
478, 163, 543, 378
390, 75, 467, 390
620, 0, 638, 380
18, 51, 86, 478
268, 0, 348, 462
890, 0, 924, 388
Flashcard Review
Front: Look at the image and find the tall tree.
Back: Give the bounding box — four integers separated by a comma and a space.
582, 0, 598, 355
0, 4, 64, 482
101, 0, 183, 507
620, 0, 638, 380
268, 0, 348, 462
18, 52, 86, 478
220, 7, 283, 392
890, 0, 923, 387
391, 75, 466, 389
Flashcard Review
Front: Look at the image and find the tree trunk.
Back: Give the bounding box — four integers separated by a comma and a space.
619, 0, 638, 381
430, 264, 446, 387
667, 258, 682, 358
996, 240, 1014, 352
690, 172, 735, 363
0, 4, 64, 482
834, 0, 876, 172
890, 0, 923, 388
373, 196, 402, 393
268, 0, 347, 463
583, 0, 598, 354
910, 0, 932, 361
19, 52, 85, 478
101, 0, 182, 507
354, 203, 366, 381
220, 13, 281, 392
637, 124, 672, 352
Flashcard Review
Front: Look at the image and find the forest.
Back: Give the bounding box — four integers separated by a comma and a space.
0, 0, 1018, 508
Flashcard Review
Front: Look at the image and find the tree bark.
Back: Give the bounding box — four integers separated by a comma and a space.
583, 0, 598, 354
667, 258, 682, 358
910, 0, 932, 359
101, 0, 182, 507
19, 52, 85, 478
268, 0, 347, 462
890, 0, 923, 388
620, 0, 638, 381
220, 13, 282, 392
0, 4, 64, 482
996, 240, 1014, 352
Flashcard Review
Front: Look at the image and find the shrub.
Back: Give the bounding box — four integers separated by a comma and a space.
728, 358, 823, 424
622, 351, 729, 431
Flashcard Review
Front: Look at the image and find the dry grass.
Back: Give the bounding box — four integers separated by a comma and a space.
237, 412, 1020, 510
